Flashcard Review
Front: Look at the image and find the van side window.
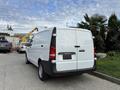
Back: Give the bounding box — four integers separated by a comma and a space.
38, 31, 52, 44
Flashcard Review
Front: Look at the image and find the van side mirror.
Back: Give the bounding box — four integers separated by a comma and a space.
29, 39, 33, 43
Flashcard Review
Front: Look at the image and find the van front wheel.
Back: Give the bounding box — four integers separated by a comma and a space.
38, 63, 47, 81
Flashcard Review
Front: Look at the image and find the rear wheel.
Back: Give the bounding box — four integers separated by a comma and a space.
7, 49, 11, 53
38, 62, 48, 81
25, 53, 30, 64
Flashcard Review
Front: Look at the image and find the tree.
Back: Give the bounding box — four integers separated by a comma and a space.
77, 14, 107, 36
77, 14, 90, 30
108, 14, 118, 30
106, 13, 120, 51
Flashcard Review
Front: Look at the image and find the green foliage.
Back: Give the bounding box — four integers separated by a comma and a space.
94, 35, 105, 52
77, 14, 107, 33
100, 25, 106, 40
107, 51, 116, 56
106, 13, 120, 51
108, 14, 119, 30
97, 52, 120, 79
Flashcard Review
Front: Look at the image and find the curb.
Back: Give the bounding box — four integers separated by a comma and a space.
89, 71, 120, 85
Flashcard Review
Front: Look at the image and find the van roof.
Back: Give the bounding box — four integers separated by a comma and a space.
33, 27, 91, 35
47, 27, 91, 32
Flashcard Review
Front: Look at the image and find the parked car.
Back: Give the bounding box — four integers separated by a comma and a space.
17, 42, 28, 53
25, 27, 96, 81
0, 40, 12, 52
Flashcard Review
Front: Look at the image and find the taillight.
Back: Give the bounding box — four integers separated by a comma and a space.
49, 27, 56, 62
49, 47, 56, 61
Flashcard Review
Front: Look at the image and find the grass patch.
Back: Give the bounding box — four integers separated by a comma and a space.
96, 52, 120, 79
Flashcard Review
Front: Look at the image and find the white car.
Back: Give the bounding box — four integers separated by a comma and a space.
17, 42, 27, 53
25, 27, 96, 81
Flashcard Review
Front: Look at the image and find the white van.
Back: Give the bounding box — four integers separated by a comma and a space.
25, 27, 96, 81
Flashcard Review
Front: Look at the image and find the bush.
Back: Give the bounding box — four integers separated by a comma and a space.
107, 51, 116, 56
106, 30, 120, 51
94, 35, 106, 52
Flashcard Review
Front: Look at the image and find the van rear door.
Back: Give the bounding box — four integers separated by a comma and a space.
56, 29, 94, 72
76, 30, 94, 69
56, 29, 77, 71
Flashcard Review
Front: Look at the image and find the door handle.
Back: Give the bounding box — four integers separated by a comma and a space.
58, 52, 76, 55
79, 49, 85, 52
74, 45, 80, 48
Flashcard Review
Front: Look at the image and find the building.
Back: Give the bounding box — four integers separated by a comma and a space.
0, 29, 20, 49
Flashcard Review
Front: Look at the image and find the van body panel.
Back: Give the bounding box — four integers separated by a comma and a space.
27, 30, 53, 66
26, 27, 95, 75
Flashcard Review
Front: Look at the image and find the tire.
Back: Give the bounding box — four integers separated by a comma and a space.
7, 50, 11, 53
25, 53, 30, 64
17, 49, 19, 53
38, 62, 48, 81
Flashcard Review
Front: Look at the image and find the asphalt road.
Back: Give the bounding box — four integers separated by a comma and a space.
0, 52, 120, 90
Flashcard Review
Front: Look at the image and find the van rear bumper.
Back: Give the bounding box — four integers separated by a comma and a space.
41, 60, 96, 76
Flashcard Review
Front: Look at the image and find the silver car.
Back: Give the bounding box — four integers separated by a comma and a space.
0, 40, 12, 52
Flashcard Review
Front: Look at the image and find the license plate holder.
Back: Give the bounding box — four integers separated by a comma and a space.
63, 54, 72, 60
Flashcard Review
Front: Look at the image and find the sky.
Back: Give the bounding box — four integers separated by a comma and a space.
0, 0, 120, 33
